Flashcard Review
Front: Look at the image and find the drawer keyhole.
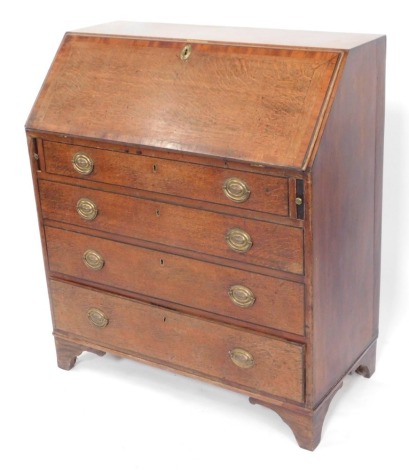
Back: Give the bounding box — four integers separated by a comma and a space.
180, 44, 192, 61
160, 259, 165, 266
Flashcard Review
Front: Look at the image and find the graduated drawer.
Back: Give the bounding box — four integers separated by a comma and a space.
43, 141, 289, 217
45, 227, 305, 335
39, 180, 303, 274
50, 280, 304, 403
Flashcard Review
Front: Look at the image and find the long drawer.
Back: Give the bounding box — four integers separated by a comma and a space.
45, 226, 305, 335
39, 180, 303, 274
50, 280, 304, 403
42, 141, 290, 217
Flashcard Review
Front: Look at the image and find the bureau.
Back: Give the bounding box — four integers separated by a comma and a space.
26, 22, 386, 450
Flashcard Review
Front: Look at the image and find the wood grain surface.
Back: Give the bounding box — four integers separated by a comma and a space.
45, 226, 305, 335
51, 280, 305, 403
27, 35, 339, 168
39, 179, 303, 274
310, 38, 385, 405
42, 140, 290, 216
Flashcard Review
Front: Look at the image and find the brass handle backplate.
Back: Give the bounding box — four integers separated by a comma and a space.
77, 198, 98, 220
223, 177, 250, 203
83, 249, 105, 270
229, 348, 255, 369
228, 285, 255, 308
87, 308, 109, 328
72, 152, 94, 175
226, 228, 253, 253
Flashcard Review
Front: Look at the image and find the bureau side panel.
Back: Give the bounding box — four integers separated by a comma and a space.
310, 37, 385, 405
373, 37, 386, 337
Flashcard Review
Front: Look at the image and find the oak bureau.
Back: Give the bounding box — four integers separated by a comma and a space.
26, 22, 386, 450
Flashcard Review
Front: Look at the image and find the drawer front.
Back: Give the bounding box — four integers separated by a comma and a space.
50, 280, 304, 403
39, 180, 303, 274
45, 227, 305, 335
43, 141, 289, 216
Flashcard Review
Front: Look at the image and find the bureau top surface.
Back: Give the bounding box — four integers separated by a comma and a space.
26, 22, 382, 169
75, 22, 383, 50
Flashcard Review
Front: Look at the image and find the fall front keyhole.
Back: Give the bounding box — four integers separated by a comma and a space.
180, 44, 192, 61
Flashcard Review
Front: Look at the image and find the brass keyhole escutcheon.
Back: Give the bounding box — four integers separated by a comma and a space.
180, 44, 192, 61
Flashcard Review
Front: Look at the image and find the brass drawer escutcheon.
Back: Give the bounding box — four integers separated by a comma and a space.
83, 249, 105, 270
228, 285, 255, 308
76, 198, 98, 220
229, 348, 255, 369
223, 177, 250, 203
72, 152, 94, 175
180, 44, 192, 61
226, 228, 253, 253
87, 308, 109, 328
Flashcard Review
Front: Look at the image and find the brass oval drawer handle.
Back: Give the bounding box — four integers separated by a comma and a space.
77, 198, 98, 220
87, 308, 109, 328
72, 152, 94, 175
223, 177, 250, 203
229, 348, 254, 369
83, 249, 105, 270
226, 228, 253, 253
228, 285, 255, 308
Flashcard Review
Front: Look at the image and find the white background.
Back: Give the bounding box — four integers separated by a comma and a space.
1, 1, 408, 468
